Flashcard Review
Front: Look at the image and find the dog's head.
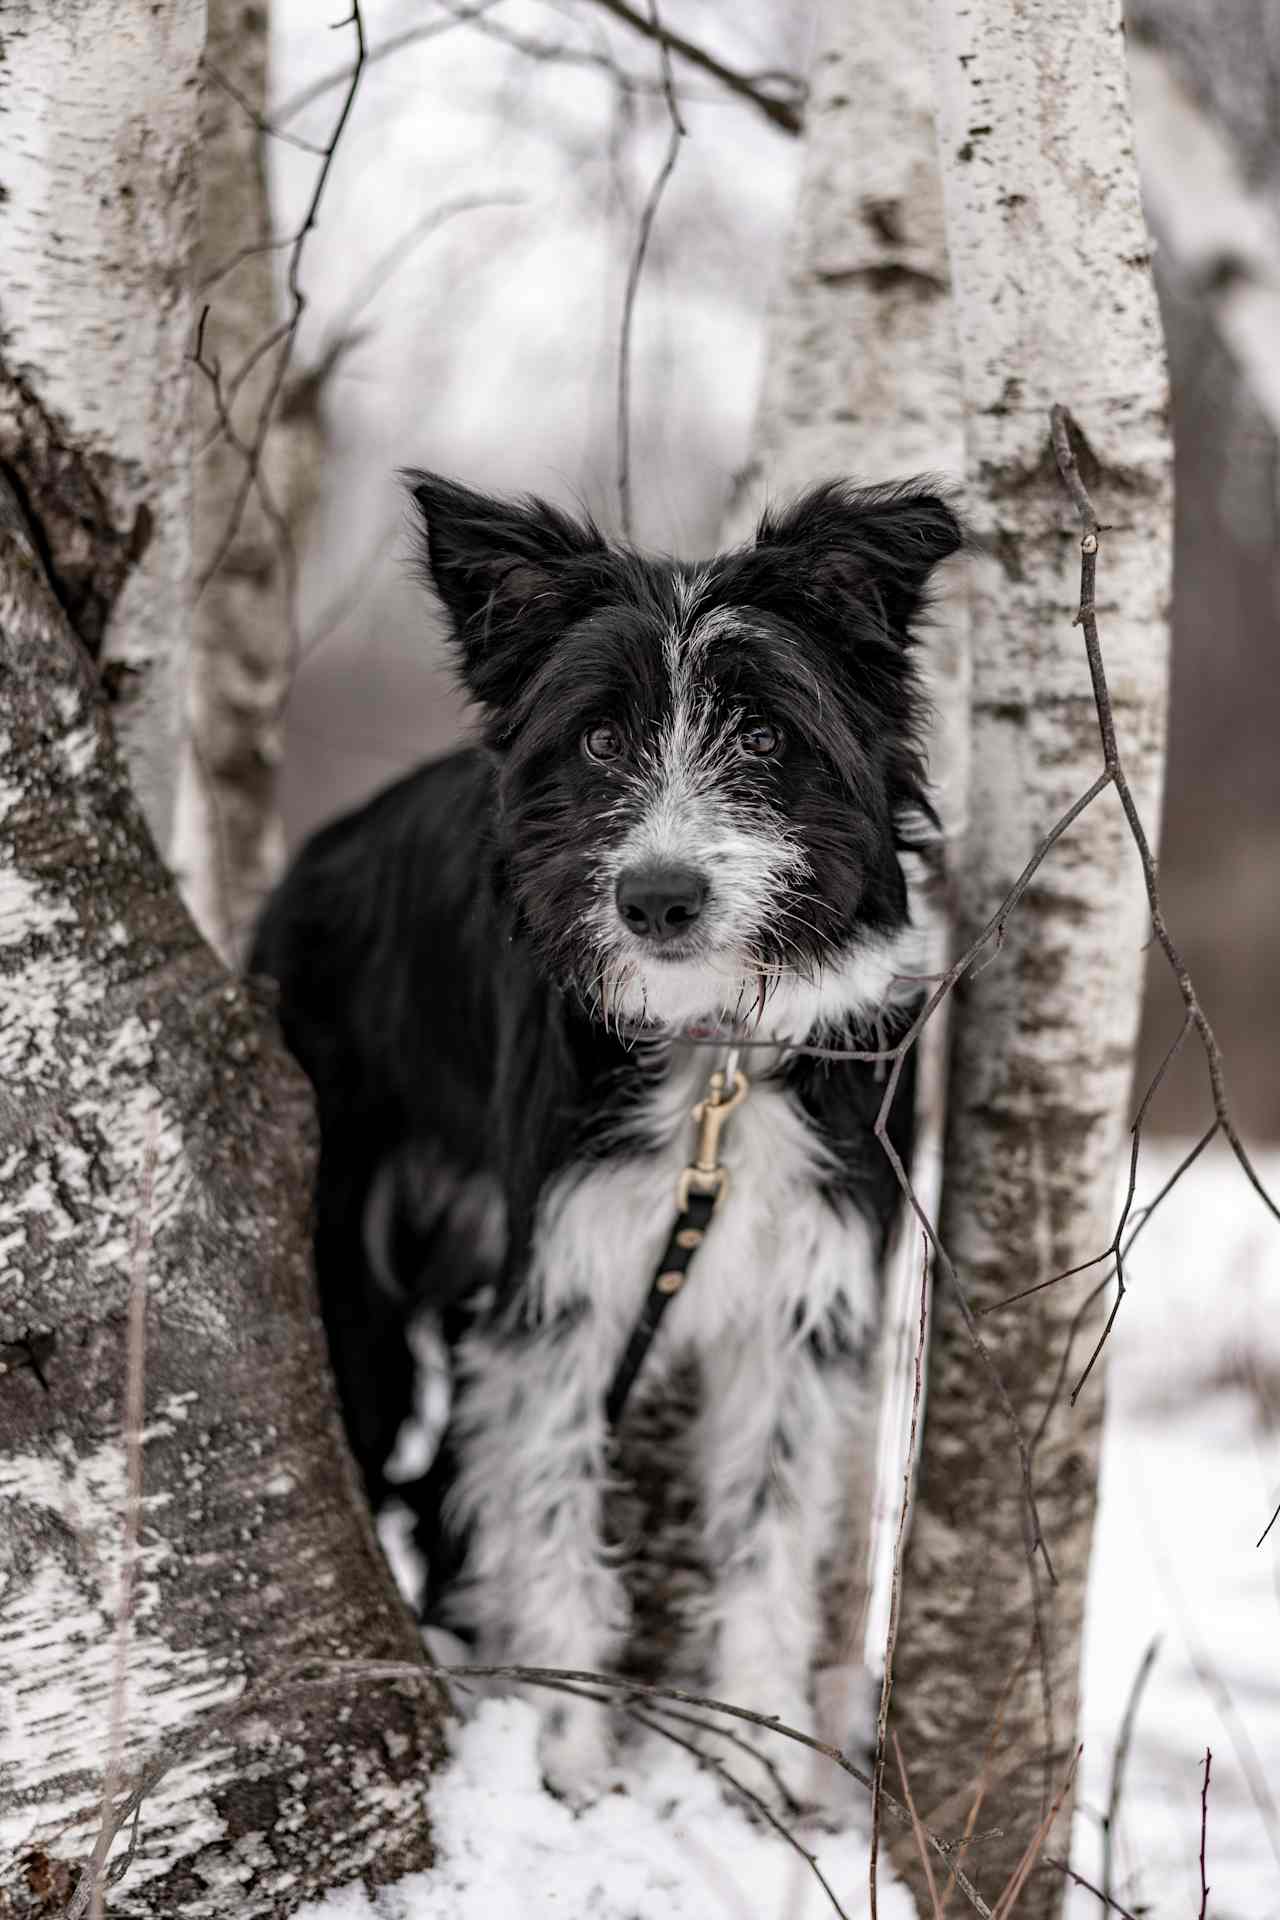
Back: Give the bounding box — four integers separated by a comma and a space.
408, 473, 962, 1035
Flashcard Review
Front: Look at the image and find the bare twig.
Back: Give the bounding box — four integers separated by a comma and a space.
627, 1707, 853, 1920
894, 1733, 944, 1918
81, 1123, 157, 1920
1199, 1747, 1212, 1920
69, 1655, 996, 1919
272, 3, 504, 127
195, 4, 368, 600
991, 1746, 1080, 1918
586, 0, 805, 132
1101, 1636, 1160, 1912
870, 1240, 930, 1916
270, 0, 802, 136
1049, 404, 1280, 1399
616, 0, 684, 542
1041, 1856, 1141, 1919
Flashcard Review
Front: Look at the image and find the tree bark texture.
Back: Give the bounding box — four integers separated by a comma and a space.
725, 0, 968, 1742
886, 1, 1172, 1907
0, 494, 442, 1915
170, 0, 301, 965
0, 2, 202, 856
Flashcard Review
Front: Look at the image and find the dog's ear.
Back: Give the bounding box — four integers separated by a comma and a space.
406, 471, 608, 696
752, 480, 964, 642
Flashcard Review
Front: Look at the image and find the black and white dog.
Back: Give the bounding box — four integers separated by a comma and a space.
252, 473, 961, 1802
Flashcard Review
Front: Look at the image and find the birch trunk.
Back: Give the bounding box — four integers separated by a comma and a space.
169, 0, 299, 963
0, 10, 443, 1909
0, 2, 201, 855
724, 0, 966, 1748
885, 1, 1172, 1905
0, 499, 442, 1911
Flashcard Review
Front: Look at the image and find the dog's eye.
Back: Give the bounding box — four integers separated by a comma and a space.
738, 722, 782, 759
582, 722, 625, 765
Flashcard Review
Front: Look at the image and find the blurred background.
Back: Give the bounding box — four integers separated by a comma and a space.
269, 0, 1279, 1144
263, 3, 1279, 1910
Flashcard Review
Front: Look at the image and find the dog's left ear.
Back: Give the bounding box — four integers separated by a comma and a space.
405, 471, 608, 698
753, 481, 964, 641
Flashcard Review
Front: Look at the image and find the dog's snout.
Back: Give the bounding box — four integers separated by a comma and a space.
615, 867, 708, 943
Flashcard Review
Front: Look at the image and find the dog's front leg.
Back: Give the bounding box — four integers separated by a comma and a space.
446, 1309, 627, 1804
698, 1332, 859, 1807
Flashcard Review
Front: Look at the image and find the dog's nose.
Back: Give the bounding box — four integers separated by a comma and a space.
615, 867, 708, 943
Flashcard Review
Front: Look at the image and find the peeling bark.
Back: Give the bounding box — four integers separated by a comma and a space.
0, 489, 442, 1916
0, 10, 443, 1906
0, 3, 203, 853
170, 0, 306, 964
885, 2, 1172, 1907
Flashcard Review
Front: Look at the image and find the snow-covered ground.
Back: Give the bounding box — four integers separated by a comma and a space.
299, 1141, 1280, 1920
1068, 1142, 1280, 1918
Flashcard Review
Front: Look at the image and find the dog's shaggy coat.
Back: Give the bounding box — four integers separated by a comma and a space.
252, 473, 962, 1801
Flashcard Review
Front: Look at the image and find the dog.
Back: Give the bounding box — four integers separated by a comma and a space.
251, 471, 961, 1804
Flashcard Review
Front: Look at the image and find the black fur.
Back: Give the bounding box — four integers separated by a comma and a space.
252, 472, 960, 1661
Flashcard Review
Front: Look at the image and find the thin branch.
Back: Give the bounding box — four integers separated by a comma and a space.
894, 1733, 944, 1919
586, 0, 805, 132
195, 4, 368, 601
1199, 1747, 1212, 1920
272, 3, 506, 127
616, 0, 684, 542
1049, 403, 1280, 1400
626, 1706, 853, 1920
1041, 1856, 1142, 1920
71, 1655, 996, 1919
992, 1747, 1080, 1919
1101, 1636, 1160, 1913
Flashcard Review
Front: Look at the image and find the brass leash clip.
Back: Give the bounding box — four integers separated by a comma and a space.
675, 1062, 749, 1213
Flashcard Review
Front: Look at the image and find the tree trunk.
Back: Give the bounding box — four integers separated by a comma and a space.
0, 10, 443, 1911
724, 0, 966, 1749
0, 2, 202, 855
885, 0, 1172, 1907
170, 0, 301, 963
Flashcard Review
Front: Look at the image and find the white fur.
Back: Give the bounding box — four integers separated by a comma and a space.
445, 1043, 881, 1803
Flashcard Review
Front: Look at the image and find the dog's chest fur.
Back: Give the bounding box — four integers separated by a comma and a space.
533, 1048, 878, 1365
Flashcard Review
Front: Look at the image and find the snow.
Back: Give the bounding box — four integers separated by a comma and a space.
349, 1140, 1280, 1919
298, 1695, 914, 1920
1066, 1140, 1280, 1917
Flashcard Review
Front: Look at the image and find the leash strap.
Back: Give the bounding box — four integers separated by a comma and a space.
604, 1058, 748, 1429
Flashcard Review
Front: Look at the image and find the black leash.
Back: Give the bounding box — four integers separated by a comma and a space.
604, 1055, 749, 1428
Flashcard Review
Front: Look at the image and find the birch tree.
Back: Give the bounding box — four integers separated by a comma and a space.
884, 0, 1172, 1905
724, 0, 967, 1770
0, 9, 442, 1909
170, 0, 317, 965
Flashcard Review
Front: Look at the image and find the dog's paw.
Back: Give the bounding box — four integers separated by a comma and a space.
538, 1698, 615, 1809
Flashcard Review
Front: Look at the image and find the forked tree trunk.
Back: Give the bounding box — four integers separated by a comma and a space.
885, 0, 1172, 1906
725, 0, 966, 1754
0, 9, 443, 1911
170, 0, 300, 963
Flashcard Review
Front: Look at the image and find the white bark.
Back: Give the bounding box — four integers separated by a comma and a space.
726, 0, 968, 1738
0, 480, 443, 1918
0, 2, 202, 854
170, 0, 305, 964
0, 12, 444, 1907
886, 1, 1172, 1905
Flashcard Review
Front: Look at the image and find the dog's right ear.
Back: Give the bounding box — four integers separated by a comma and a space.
405, 472, 608, 702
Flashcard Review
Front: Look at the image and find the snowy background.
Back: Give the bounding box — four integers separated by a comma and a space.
258, 3, 1280, 1912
